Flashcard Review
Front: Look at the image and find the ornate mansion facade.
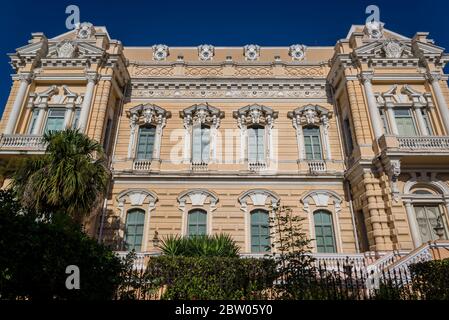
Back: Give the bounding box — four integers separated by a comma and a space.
1, 21, 449, 262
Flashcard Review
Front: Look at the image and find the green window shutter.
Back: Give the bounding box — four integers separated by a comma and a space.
303, 127, 323, 160
250, 209, 270, 253
187, 209, 207, 236
314, 210, 336, 253
124, 209, 145, 252
137, 126, 155, 160
44, 108, 66, 133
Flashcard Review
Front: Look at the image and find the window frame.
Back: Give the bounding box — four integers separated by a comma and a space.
124, 208, 145, 252
44, 107, 66, 133
136, 124, 156, 160
250, 209, 271, 253
303, 126, 323, 160
247, 124, 266, 163
187, 209, 208, 237
191, 124, 211, 164
313, 210, 337, 253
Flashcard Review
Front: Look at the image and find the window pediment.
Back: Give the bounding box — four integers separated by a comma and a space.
375, 85, 433, 108
288, 104, 332, 127
233, 104, 278, 127
28, 85, 83, 107
127, 103, 171, 127
180, 103, 224, 127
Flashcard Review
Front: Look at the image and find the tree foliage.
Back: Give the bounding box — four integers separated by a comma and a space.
11, 129, 110, 223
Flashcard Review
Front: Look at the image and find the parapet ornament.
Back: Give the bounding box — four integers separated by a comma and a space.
244, 44, 260, 61
76, 22, 95, 40
198, 44, 215, 61
289, 44, 306, 61
364, 20, 384, 39
153, 44, 169, 61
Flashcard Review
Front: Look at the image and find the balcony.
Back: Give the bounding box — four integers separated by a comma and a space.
307, 160, 327, 174
0, 134, 46, 155
191, 161, 208, 172
378, 135, 449, 164
133, 159, 151, 171
248, 161, 267, 172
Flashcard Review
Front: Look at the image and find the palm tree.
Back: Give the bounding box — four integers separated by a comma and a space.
12, 129, 110, 223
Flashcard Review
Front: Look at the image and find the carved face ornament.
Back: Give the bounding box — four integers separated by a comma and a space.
244, 45, 260, 61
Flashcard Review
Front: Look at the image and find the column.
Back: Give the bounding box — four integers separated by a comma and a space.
404, 201, 421, 248
428, 72, 449, 134
360, 72, 384, 140
183, 116, 192, 163
386, 106, 399, 135
127, 113, 138, 159
63, 104, 74, 129
31, 103, 47, 135
5, 73, 33, 134
414, 106, 429, 136
78, 72, 98, 133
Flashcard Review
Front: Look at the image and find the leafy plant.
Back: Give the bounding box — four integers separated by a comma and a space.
142, 256, 276, 300
159, 234, 240, 257
11, 129, 110, 223
409, 258, 449, 300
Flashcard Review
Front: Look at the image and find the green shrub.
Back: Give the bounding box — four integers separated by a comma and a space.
144, 256, 276, 300
159, 234, 240, 257
409, 258, 449, 300
0, 189, 124, 300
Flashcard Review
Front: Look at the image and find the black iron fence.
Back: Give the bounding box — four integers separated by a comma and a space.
114, 256, 431, 300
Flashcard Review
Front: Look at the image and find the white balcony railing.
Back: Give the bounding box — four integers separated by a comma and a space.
307, 160, 326, 173
248, 161, 267, 172
133, 159, 151, 171
397, 136, 449, 150
191, 161, 208, 171
0, 134, 46, 150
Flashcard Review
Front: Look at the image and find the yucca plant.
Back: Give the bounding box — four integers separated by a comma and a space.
159, 234, 239, 257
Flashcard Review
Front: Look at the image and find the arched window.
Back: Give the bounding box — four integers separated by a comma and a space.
314, 210, 336, 253
248, 125, 265, 163
192, 124, 210, 163
250, 209, 270, 253
136, 125, 156, 160
124, 209, 145, 251
187, 209, 207, 236
303, 126, 322, 160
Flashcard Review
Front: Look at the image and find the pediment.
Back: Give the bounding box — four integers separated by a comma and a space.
413, 41, 445, 57
46, 40, 104, 59
354, 39, 413, 59
15, 41, 48, 57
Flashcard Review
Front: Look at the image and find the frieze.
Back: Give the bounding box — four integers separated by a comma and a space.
129, 63, 327, 78
130, 86, 328, 99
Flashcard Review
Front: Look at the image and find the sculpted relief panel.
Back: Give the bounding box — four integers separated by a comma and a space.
129, 63, 326, 78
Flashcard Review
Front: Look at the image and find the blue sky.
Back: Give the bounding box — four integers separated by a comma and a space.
0, 0, 448, 114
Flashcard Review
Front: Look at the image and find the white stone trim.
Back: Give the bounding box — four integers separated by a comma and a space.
177, 189, 219, 236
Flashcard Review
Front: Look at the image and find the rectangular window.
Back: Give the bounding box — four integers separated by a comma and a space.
303, 127, 323, 160
248, 126, 265, 163
394, 108, 417, 136
136, 126, 155, 160
343, 118, 354, 155
314, 211, 336, 253
44, 108, 66, 133
414, 205, 446, 244
27, 108, 40, 134
251, 210, 270, 253
102, 118, 113, 153
192, 125, 210, 163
